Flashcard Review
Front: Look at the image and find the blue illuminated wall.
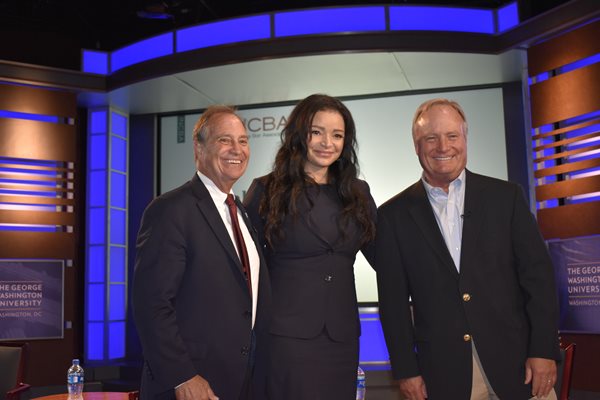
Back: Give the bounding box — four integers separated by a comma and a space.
82, 2, 519, 75
86, 108, 129, 361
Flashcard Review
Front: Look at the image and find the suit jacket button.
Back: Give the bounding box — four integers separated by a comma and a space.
324, 274, 333, 282
463, 334, 471, 342
462, 293, 471, 302
241, 346, 249, 355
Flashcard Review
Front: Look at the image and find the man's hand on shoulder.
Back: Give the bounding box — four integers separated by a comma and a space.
398, 375, 428, 400
525, 357, 557, 399
175, 375, 219, 400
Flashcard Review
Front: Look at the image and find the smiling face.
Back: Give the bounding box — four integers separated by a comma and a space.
194, 113, 249, 193
413, 104, 467, 191
304, 109, 345, 183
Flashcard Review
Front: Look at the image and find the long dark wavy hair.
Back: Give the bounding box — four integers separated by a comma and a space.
259, 94, 375, 247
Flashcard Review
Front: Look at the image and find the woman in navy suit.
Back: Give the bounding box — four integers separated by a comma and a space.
244, 94, 376, 399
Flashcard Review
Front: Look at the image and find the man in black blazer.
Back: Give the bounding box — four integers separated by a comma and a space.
376, 98, 560, 400
133, 106, 270, 400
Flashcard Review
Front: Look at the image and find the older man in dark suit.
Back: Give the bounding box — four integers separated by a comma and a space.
376, 98, 560, 400
133, 105, 270, 400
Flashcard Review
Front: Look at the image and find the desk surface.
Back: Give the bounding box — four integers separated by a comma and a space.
32, 392, 131, 400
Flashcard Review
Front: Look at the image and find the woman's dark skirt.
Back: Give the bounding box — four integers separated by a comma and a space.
265, 329, 359, 400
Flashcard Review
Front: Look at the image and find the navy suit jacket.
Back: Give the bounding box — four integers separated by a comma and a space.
133, 174, 271, 400
376, 170, 560, 400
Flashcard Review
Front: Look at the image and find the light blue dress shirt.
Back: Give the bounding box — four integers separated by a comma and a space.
422, 169, 466, 272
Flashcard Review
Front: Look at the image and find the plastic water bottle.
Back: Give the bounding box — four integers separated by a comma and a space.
356, 365, 366, 400
67, 359, 84, 399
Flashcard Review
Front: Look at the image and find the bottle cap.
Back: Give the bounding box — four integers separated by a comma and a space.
73, 359, 80, 364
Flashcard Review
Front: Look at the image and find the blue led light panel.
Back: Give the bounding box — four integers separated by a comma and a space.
88, 245, 106, 283
82, 50, 109, 75
109, 284, 126, 320
108, 322, 125, 359
561, 54, 600, 74
564, 110, 600, 126
87, 283, 105, 321
0, 110, 60, 123
110, 209, 126, 245
110, 136, 127, 173
111, 33, 174, 72
109, 246, 126, 282
89, 171, 107, 207
90, 134, 107, 170
89, 207, 106, 244
110, 172, 126, 209
389, 6, 495, 34
177, 15, 271, 52
497, 2, 519, 33
87, 322, 104, 360
91, 111, 107, 134
359, 316, 390, 363
275, 7, 386, 37
111, 112, 128, 138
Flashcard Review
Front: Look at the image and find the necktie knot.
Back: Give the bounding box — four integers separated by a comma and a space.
225, 193, 236, 207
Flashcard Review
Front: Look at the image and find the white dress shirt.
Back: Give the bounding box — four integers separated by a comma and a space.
422, 169, 466, 272
197, 171, 259, 327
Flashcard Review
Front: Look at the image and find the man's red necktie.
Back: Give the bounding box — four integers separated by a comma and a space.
225, 194, 252, 295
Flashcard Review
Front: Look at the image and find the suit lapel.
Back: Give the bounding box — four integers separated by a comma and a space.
237, 196, 272, 321
298, 187, 334, 248
407, 181, 459, 280
459, 170, 486, 272
236, 196, 262, 256
190, 175, 244, 275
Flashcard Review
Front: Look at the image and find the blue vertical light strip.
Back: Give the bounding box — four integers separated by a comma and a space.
85, 107, 129, 361
86, 108, 108, 361
107, 109, 128, 359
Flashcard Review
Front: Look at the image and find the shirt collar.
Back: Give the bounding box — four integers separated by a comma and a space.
196, 171, 234, 204
422, 169, 466, 199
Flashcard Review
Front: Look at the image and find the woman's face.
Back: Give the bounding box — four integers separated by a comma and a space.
304, 110, 345, 181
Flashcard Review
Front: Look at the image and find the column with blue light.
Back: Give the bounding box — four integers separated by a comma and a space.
86, 108, 129, 361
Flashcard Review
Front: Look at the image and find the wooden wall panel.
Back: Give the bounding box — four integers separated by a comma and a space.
0, 82, 82, 386
0, 118, 76, 161
529, 62, 600, 128
528, 19, 600, 396
0, 210, 75, 225
0, 232, 76, 258
0, 194, 74, 206
535, 158, 600, 178
536, 175, 600, 201
528, 20, 600, 77
538, 202, 600, 239
0, 83, 76, 118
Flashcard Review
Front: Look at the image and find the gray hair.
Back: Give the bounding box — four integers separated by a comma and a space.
192, 105, 243, 143
412, 98, 468, 140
